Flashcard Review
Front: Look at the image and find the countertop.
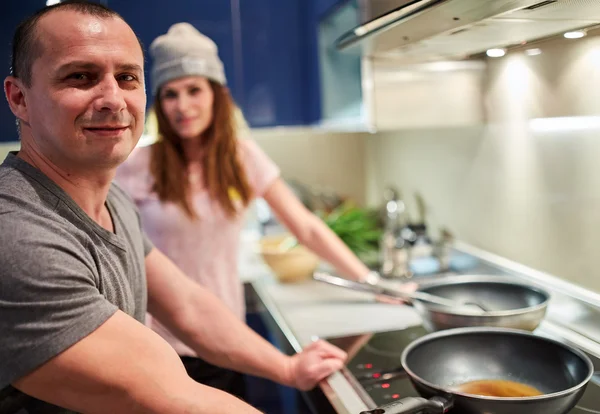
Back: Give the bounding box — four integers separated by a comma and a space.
248, 240, 600, 414
251, 274, 424, 413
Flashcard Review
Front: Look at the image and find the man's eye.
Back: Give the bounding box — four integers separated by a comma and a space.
67, 73, 89, 81
119, 74, 137, 82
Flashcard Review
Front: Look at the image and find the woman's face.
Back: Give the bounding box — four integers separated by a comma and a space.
159, 76, 214, 140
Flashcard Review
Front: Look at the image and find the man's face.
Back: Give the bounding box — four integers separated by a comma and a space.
16, 10, 146, 171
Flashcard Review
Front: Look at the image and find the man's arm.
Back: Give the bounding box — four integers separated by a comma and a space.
13, 310, 262, 414
145, 248, 347, 391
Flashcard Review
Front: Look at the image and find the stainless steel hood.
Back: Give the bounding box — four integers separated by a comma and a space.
336, 0, 600, 62
317, 0, 488, 132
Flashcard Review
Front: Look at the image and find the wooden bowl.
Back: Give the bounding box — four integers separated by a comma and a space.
259, 234, 320, 283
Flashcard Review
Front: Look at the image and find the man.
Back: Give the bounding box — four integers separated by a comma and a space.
0, 1, 346, 413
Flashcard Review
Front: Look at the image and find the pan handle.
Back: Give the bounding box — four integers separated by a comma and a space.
359, 396, 453, 414
313, 271, 385, 294
312, 271, 415, 304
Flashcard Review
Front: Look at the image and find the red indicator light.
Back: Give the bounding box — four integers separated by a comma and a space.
372, 373, 381, 379
382, 383, 390, 389
392, 394, 400, 399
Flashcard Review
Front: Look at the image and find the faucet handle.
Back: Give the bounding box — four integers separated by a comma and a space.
383, 186, 400, 202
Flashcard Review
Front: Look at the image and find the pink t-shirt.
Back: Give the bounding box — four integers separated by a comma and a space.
115, 138, 280, 357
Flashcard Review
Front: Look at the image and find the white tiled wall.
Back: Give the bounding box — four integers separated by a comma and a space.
365, 125, 600, 292
364, 33, 600, 293
0, 142, 19, 161
252, 128, 368, 206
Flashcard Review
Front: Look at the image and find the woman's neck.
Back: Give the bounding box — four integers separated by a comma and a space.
180, 136, 207, 164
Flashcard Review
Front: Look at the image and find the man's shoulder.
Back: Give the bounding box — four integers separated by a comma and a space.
0, 164, 80, 249
0, 196, 82, 270
0, 164, 58, 215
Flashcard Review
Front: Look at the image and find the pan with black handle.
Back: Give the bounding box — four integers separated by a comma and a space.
359, 327, 595, 414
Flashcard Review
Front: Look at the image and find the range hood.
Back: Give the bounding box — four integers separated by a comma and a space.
317, 1, 487, 132
336, 0, 600, 62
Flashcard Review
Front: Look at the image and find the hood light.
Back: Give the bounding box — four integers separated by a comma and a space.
564, 31, 586, 39
525, 48, 542, 56
486, 48, 506, 58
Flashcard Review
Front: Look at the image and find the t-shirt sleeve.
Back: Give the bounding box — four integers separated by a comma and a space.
142, 231, 154, 256
0, 213, 118, 389
238, 138, 281, 197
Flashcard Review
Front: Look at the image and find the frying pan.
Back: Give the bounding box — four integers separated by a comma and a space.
415, 275, 549, 331
360, 327, 594, 414
313, 272, 550, 332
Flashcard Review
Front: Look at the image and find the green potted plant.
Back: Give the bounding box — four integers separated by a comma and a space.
317, 201, 382, 267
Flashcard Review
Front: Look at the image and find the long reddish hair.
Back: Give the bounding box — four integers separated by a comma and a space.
149, 80, 253, 220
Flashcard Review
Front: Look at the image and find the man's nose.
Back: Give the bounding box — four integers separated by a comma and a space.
93, 76, 126, 113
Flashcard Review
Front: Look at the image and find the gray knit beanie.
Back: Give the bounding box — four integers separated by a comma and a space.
150, 23, 226, 96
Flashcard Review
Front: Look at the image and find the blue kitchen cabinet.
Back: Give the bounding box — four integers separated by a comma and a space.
315, 0, 348, 18
0, 0, 333, 141
305, 0, 353, 126
116, 0, 320, 128
0, 2, 47, 143
117, 0, 344, 128
117, 0, 316, 127
237, 0, 347, 127
239, 0, 313, 127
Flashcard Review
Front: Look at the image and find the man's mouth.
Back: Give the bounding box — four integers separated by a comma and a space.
83, 126, 129, 136
85, 125, 128, 130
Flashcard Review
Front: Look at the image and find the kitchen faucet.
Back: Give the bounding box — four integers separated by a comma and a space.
380, 186, 412, 279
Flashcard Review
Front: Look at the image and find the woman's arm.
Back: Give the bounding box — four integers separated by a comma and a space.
263, 178, 374, 282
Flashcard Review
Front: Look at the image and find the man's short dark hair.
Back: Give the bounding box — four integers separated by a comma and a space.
11, 0, 144, 87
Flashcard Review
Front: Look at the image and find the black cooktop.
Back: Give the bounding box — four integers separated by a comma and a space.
326, 325, 600, 413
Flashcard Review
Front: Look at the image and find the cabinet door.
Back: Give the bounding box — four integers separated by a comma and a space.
112, 0, 238, 106
315, 0, 348, 18
239, 0, 310, 127
318, 0, 365, 128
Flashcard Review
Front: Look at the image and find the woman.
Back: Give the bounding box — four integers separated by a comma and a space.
115, 22, 383, 399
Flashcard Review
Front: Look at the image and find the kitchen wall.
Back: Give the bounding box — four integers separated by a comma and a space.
0, 114, 368, 207
252, 128, 368, 205
0, 142, 19, 161
365, 32, 600, 293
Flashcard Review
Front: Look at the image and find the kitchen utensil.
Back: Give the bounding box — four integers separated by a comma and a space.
414, 191, 427, 226
313, 271, 487, 313
313, 272, 550, 331
415, 275, 549, 331
360, 327, 595, 414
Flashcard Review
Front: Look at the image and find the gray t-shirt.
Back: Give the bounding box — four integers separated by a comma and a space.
0, 153, 154, 413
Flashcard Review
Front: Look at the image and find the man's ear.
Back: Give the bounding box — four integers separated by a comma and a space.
4, 76, 29, 125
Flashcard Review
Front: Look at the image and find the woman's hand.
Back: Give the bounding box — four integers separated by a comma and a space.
375, 282, 419, 304
362, 270, 419, 305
